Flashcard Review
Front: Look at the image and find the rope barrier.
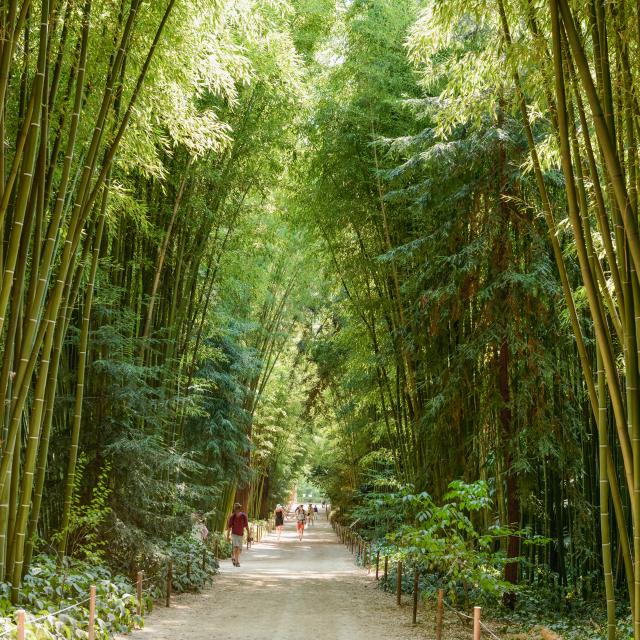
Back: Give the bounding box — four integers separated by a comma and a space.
0, 535, 224, 637
0, 556, 175, 637
30, 597, 92, 624
0, 594, 92, 637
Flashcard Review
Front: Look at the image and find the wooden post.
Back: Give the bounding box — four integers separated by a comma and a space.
435, 589, 444, 640
396, 560, 403, 605
89, 585, 96, 640
376, 551, 380, 579
412, 566, 419, 624
136, 571, 143, 616
214, 538, 219, 559
16, 609, 25, 640
384, 556, 388, 586
202, 547, 206, 572
473, 606, 481, 640
187, 557, 191, 580
166, 560, 173, 607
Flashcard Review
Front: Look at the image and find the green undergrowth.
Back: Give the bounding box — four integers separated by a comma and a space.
0, 555, 141, 639
0, 531, 222, 639
341, 480, 627, 639
493, 589, 632, 640
369, 549, 629, 639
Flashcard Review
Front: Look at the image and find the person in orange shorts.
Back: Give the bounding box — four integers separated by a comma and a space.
294, 504, 306, 541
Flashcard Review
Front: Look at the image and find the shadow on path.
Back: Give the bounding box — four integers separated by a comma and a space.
116, 519, 428, 640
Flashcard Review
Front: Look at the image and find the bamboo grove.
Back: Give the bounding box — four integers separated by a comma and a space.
0, 0, 326, 605
294, 0, 640, 636
3, 0, 640, 636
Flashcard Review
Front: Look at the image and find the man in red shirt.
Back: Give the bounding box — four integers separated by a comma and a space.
226, 502, 249, 567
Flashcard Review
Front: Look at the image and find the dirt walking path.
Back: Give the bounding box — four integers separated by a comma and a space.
116, 518, 429, 640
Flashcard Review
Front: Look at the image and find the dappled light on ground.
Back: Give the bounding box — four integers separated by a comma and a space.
117, 521, 428, 640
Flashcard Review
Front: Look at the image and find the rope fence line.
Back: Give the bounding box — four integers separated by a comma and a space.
31, 597, 93, 623
0, 596, 92, 638
0, 516, 278, 639
332, 520, 504, 640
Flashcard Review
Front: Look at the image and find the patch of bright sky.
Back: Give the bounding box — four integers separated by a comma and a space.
314, 0, 351, 67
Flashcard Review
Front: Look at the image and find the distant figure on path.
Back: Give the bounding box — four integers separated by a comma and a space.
227, 503, 249, 567
295, 504, 306, 541
307, 503, 314, 526
275, 504, 285, 540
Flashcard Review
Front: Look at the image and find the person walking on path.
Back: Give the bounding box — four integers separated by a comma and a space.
295, 504, 306, 541
307, 503, 314, 526
275, 504, 285, 540
226, 503, 249, 567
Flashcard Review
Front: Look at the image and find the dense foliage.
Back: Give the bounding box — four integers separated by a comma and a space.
3, 0, 640, 638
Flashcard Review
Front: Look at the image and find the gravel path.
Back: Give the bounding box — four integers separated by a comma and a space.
116, 518, 429, 640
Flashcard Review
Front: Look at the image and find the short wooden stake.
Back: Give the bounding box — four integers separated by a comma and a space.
202, 547, 206, 571
396, 560, 403, 605
16, 609, 25, 640
384, 556, 388, 586
473, 606, 481, 640
412, 566, 419, 624
166, 560, 173, 607
375, 551, 380, 579
435, 589, 444, 640
214, 539, 219, 559
136, 571, 143, 616
89, 585, 96, 639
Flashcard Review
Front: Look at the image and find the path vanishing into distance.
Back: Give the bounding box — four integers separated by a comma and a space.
117, 519, 431, 640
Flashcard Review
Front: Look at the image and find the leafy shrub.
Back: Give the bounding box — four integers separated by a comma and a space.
0, 555, 140, 639
165, 535, 217, 593
351, 480, 548, 606
105, 518, 220, 598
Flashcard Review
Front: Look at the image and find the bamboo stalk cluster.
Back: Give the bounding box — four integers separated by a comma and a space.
0, 0, 181, 600
493, 0, 640, 635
